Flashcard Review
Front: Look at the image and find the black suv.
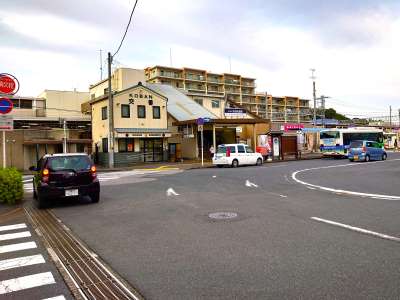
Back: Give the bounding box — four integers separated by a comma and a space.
30, 153, 100, 208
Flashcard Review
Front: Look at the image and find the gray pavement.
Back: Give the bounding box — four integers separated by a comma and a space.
46, 153, 400, 299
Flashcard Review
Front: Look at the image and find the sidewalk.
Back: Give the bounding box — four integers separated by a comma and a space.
96, 152, 323, 173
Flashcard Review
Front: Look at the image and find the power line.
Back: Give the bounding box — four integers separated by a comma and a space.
113, 0, 139, 58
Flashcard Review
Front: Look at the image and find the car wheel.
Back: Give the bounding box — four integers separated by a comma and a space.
91, 192, 100, 203
231, 159, 239, 168
365, 155, 370, 162
217, 165, 223, 168
37, 195, 48, 209
256, 158, 262, 166
349, 159, 354, 162
382, 153, 387, 160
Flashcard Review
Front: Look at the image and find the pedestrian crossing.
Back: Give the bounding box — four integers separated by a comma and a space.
0, 222, 67, 299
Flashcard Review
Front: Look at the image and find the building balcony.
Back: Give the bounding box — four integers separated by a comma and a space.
207, 78, 224, 84
241, 82, 256, 88
207, 90, 224, 95
224, 79, 241, 85
185, 75, 206, 82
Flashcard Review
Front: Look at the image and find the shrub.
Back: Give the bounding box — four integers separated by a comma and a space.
0, 168, 24, 205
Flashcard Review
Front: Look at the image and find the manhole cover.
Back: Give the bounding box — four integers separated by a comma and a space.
208, 212, 238, 220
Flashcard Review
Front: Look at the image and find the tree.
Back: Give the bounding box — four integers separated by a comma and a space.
324, 108, 349, 121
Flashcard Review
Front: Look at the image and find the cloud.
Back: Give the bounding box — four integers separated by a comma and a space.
0, 0, 399, 116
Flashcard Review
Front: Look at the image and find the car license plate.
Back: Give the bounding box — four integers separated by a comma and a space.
354, 155, 358, 161
65, 189, 79, 197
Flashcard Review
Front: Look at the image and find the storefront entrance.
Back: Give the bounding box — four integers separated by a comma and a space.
140, 139, 163, 162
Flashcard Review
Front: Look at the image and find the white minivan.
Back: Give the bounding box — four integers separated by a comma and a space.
213, 144, 263, 168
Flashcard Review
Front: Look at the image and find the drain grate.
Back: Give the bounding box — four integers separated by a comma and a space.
208, 212, 238, 220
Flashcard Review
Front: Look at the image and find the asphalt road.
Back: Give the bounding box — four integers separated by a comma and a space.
50, 154, 400, 300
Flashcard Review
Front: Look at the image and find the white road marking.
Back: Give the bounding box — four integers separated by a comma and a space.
0, 241, 37, 254
245, 180, 258, 188
311, 217, 400, 242
0, 231, 31, 241
23, 179, 32, 183
279, 194, 288, 198
212, 175, 216, 178
307, 186, 316, 190
0, 272, 55, 294
166, 188, 179, 196
292, 159, 400, 200
0, 255, 45, 271
43, 296, 66, 300
0, 223, 27, 232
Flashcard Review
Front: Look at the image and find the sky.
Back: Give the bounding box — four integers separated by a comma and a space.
1, 0, 399, 118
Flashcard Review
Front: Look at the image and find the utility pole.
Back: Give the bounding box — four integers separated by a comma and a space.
398, 109, 400, 126
107, 52, 114, 168
63, 119, 67, 153
389, 105, 392, 128
318, 95, 330, 128
310, 68, 317, 151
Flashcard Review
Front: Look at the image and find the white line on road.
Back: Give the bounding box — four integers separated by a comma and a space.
311, 217, 400, 243
43, 296, 66, 300
307, 186, 316, 190
279, 194, 288, 198
0, 241, 37, 254
245, 180, 258, 188
0, 223, 27, 232
292, 159, 400, 200
0, 254, 45, 271
0, 231, 31, 241
0, 272, 55, 294
166, 188, 179, 196
212, 175, 216, 178
23, 179, 32, 183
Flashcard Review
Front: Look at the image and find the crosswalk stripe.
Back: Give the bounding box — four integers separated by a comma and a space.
0, 231, 31, 241
0, 223, 27, 232
43, 295, 66, 300
0, 271, 55, 294
0, 241, 37, 254
0, 254, 45, 271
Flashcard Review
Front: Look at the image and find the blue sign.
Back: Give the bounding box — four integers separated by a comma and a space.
196, 118, 204, 125
203, 117, 212, 123
0, 98, 13, 114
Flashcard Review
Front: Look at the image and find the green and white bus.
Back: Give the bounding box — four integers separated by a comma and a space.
320, 127, 384, 157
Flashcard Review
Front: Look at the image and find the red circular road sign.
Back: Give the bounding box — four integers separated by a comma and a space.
0, 98, 13, 114
0, 73, 19, 95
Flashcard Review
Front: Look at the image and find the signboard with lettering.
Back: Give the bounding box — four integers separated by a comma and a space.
0, 115, 13, 131
224, 108, 246, 118
0, 74, 19, 95
281, 123, 304, 131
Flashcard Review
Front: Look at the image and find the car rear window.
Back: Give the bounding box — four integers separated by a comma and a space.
47, 156, 92, 171
217, 146, 236, 154
350, 141, 363, 148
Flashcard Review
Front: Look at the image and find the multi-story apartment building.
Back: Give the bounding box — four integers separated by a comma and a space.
144, 66, 311, 122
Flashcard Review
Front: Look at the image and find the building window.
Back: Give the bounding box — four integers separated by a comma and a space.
102, 138, 108, 153
153, 106, 161, 119
195, 99, 203, 106
101, 106, 108, 120
20, 100, 33, 109
118, 138, 134, 152
211, 99, 220, 108
104, 88, 108, 95
90, 94, 95, 100
121, 104, 130, 118
138, 105, 146, 118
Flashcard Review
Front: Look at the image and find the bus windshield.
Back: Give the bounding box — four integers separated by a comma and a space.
320, 131, 340, 139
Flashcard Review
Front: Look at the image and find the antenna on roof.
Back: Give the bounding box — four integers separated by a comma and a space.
99, 49, 103, 80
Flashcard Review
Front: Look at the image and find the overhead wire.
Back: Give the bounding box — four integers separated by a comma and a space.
113, 0, 139, 58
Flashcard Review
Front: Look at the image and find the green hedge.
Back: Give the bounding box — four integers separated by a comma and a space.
0, 168, 24, 205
